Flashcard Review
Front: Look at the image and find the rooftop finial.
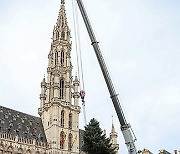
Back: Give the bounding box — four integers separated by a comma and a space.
111, 115, 115, 133
61, 0, 65, 5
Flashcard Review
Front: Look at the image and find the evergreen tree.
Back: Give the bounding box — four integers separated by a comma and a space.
82, 118, 116, 154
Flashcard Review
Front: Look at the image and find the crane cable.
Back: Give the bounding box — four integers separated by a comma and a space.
72, 0, 87, 125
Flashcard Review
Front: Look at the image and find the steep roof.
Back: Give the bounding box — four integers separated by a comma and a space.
0, 106, 47, 143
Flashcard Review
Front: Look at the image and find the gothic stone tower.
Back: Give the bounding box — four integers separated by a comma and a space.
38, 0, 80, 153
110, 124, 119, 154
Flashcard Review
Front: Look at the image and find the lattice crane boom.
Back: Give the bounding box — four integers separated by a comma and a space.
76, 0, 138, 153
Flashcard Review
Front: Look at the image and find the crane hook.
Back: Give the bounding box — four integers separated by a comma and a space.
80, 90, 85, 103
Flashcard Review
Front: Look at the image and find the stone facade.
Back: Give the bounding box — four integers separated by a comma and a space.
110, 124, 119, 154
142, 148, 180, 154
0, 1, 80, 153
38, 0, 80, 153
142, 149, 153, 154
0, 106, 47, 154
0, 0, 119, 154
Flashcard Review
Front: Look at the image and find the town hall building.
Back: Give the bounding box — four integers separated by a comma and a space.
0, 0, 119, 153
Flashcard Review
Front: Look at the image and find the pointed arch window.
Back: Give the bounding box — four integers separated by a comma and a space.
68, 134, 73, 151
61, 31, 65, 39
56, 31, 59, 40
0, 149, 3, 154
55, 51, 58, 65
26, 149, 31, 154
60, 131, 66, 149
60, 79, 64, 99
0, 144, 4, 154
18, 148, 23, 154
61, 18, 64, 28
61, 110, 65, 127
60, 50, 65, 66
69, 113, 72, 129
7, 146, 13, 154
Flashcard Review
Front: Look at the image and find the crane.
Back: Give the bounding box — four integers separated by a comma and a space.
75, 0, 139, 153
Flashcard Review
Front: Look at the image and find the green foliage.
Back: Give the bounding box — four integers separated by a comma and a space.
82, 118, 116, 154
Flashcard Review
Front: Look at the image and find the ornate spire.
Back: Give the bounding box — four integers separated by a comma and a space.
57, 2, 67, 28
61, 0, 65, 5
110, 122, 119, 154
52, 0, 70, 42
111, 123, 116, 133
111, 115, 116, 133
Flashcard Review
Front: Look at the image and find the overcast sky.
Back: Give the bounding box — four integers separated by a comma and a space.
0, 0, 180, 153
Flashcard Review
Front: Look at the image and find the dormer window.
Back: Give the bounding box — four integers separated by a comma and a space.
33, 128, 37, 133
61, 31, 65, 39
29, 121, 33, 126
24, 116, 27, 120
9, 122, 13, 127
26, 125, 30, 131
18, 123, 22, 130
0, 108, 3, 113
13, 116, 16, 121
4, 114, 8, 119
1, 119, 4, 124
21, 119, 24, 123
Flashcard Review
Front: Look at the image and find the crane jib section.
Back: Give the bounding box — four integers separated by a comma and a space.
75, 0, 138, 153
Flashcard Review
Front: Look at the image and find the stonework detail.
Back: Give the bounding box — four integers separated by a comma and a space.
38, 1, 80, 153
0, 1, 80, 154
110, 124, 119, 154
0, 105, 47, 154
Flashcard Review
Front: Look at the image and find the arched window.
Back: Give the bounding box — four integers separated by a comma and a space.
26, 149, 31, 154
55, 51, 58, 65
60, 50, 65, 65
56, 31, 59, 40
61, 31, 65, 39
61, 110, 65, 127
61, 20, 64, 28
60, 131, 66, 149
69, 113, 72, 129
68, 134, 73, 151
0, 144, 4, 154
7, 146, 13, 154
18, 148, 23, 154
60, 79, 64, 99
0, 149, 3, 154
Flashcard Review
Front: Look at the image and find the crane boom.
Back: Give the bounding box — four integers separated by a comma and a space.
76, 0, 138, 153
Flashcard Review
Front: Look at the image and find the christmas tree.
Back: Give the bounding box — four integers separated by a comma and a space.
82, 118, 116, 154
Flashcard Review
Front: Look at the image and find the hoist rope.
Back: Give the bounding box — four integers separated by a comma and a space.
72, 0, 87, 125
75, 2, 85, 90
72, 0, 81, 89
